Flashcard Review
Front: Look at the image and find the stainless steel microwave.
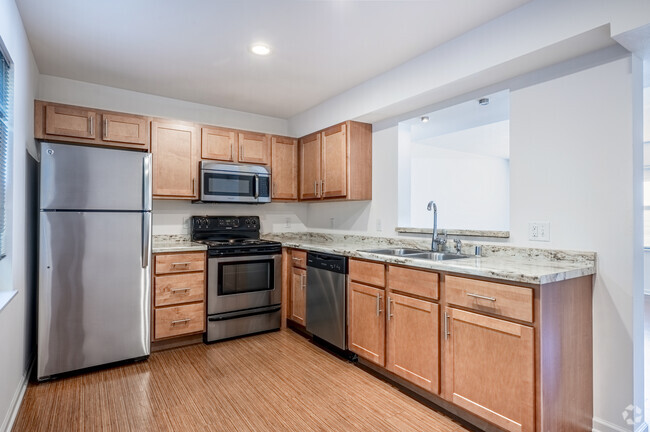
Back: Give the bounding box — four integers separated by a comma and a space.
199, 162, 271, 203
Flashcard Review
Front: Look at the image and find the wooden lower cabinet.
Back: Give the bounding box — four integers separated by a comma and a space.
290, 266, 307, 325
386, 293, 439, 394
444, 307, 534, 432
154, 303, 205, 339
153, 252, 206, 342
348, 282, 385, 366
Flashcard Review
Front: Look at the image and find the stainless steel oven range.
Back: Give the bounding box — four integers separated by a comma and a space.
191, 216, 282, 343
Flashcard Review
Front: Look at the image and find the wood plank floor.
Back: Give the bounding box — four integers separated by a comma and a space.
13, 329, 472, 432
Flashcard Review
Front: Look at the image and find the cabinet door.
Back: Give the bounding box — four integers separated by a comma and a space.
386, 293, 439, 393
45, 105, 96, 139
290, 267, 307, 325
102, 113, 148, 147
271, 136, 298, 200
238, 132, 269, 165
348, 282, 385, 366
151, 121, 199, 198
321, 123, 347, 198
444, 308, 534, 432
299, 132, 321, 200
202, 127, 236, 161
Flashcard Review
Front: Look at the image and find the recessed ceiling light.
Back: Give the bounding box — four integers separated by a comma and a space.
250, 43, 271, 56
478, 98, 489, 106
420, 116, 429, 123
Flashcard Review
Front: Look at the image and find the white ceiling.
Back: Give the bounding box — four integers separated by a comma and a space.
16, 0, 530, 119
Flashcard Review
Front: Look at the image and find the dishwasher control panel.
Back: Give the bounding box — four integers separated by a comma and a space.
306, 252, 348, 274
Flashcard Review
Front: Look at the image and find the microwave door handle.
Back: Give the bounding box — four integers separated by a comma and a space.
254, 174, 259, 199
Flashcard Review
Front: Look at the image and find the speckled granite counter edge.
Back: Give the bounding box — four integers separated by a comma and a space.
263, 233, 596, 285
152, 234, 207, 253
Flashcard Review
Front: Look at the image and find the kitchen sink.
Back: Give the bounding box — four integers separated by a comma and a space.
407, 252, 472, 261
360, 248, 425, 256
361, 248, 472, 261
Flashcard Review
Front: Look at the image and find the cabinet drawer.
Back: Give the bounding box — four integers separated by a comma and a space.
446, 276, 533, 323
291, 250, 307, 269
388, 266, 439, 300
155, 252, 205, 274
349, 259, 385, 288
154, 303, 205, 339
154, 273, 205, 307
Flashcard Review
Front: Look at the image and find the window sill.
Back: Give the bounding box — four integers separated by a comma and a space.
395, 227, 510, 238
0, 290, 18, 313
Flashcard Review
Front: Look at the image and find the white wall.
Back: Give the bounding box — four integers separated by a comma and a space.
408, 146, 509, 231
0, 0, 39, 430
509, 56, 643, 432
37, 75, 289, 136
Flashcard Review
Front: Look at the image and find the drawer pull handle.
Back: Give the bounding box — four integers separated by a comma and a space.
171, 262, 191, 267
467, 293, 496, 302
171, 318, 191, 325
292, 257, 302, 263
171, 287, 191, 293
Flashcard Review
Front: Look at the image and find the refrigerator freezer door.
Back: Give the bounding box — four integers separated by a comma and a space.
38, 211, 151, 379
40, 142, 152, 211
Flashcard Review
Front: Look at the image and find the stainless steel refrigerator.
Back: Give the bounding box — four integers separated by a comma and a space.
37, 142, 152, 380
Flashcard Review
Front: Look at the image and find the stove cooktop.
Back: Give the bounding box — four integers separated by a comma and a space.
191, 216, 281, 256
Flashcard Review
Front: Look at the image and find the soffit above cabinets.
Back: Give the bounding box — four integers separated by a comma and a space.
16, 0, 530, 119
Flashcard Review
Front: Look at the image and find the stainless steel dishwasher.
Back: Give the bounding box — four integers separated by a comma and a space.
306, 252, 348, 350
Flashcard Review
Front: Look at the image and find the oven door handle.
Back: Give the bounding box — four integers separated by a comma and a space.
208, 305, 281, 322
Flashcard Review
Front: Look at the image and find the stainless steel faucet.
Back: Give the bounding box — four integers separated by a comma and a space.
427, 201, 447, 251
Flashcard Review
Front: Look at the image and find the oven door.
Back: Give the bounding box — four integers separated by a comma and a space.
207, 254, 281, 315
201, 169, 270, 203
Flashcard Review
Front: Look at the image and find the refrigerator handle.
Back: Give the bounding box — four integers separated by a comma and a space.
142, 212, 151, 268
143, 154, 152, 210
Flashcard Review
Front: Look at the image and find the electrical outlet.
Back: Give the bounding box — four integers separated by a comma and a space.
330, 217, 335, 229
376, 218, 382, 232
284, 217, 290, 228
528, 221, 550, 241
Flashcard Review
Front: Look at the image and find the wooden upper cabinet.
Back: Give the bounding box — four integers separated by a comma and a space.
386, 293, 439, 394
151, 121, 199, 199
444, 307, 534, 432
348, 281, 385, 366
238, 131, 270, 165
298, 120, 371, 202
102, 113, 148, 146
321, 123, 347, 198
202, 126, 236, 162
34, 101, 151, 151
45, 104, 97, 139
271, 135, 298, 200
299, 132, 322, 200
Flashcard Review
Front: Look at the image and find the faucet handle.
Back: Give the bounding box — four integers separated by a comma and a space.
453, 238, 462, 254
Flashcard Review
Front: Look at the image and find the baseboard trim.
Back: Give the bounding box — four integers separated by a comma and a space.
1, 356, 34, 432
593, 417, 649, 432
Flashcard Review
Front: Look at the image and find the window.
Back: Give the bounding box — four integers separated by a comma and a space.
0, 47, 11, 259
397, 90, 510, 232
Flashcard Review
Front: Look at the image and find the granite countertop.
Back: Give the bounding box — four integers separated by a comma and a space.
262, 232, 596, 285
152, 235, 207, 254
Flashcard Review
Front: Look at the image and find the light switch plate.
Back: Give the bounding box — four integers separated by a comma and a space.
528, 221, 550, 241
